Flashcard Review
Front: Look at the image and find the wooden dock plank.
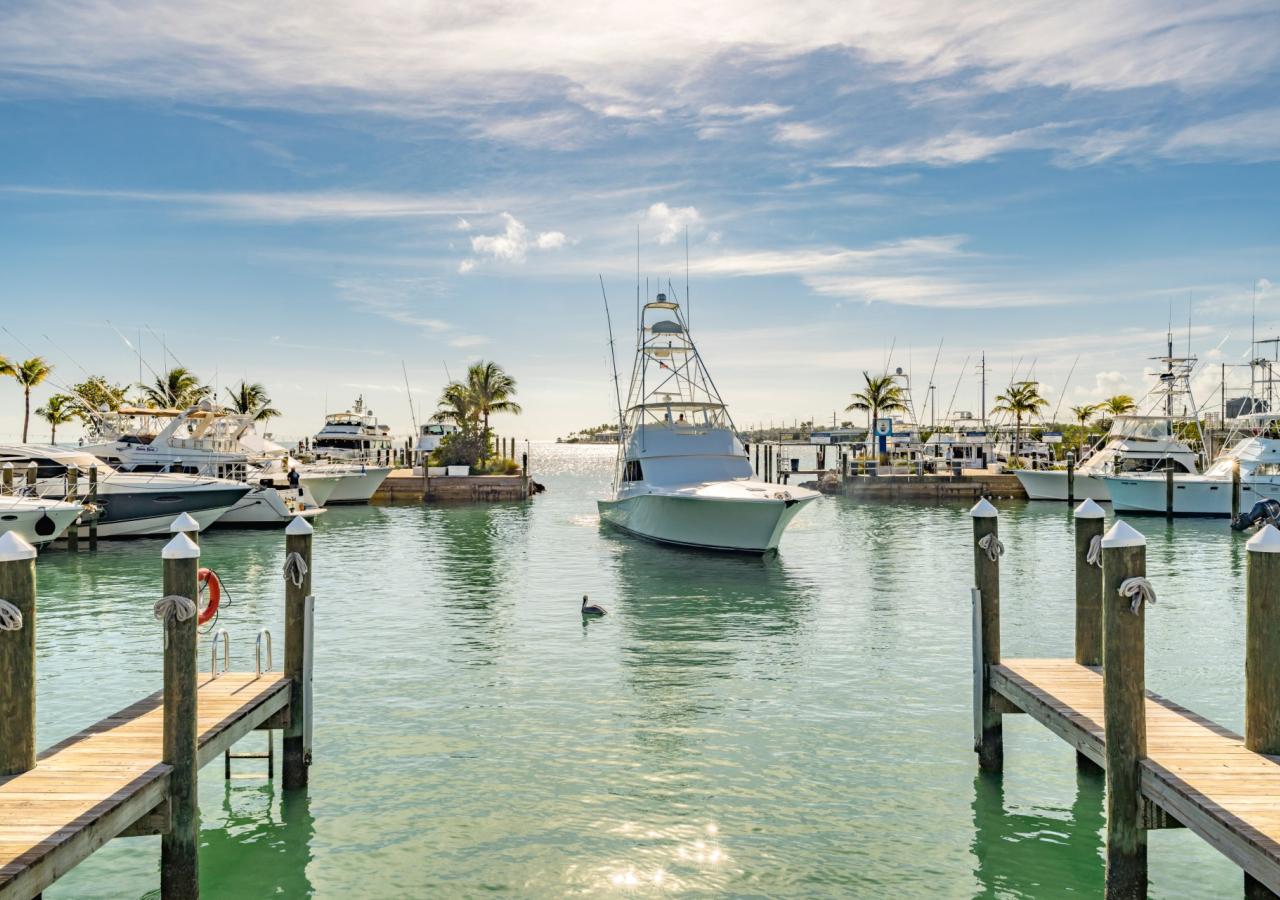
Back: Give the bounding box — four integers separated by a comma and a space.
0, 672, 290, 900
991, 659, 1280, 894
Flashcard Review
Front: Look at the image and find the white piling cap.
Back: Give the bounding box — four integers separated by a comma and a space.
0, 531, 37, 562
1101, 520, 1146, 549
1248, 523, 1280, 554
285, 515, 314, 536
161, 531, 200, 560
169, 511, 200, 533
969, 498, 998, 518
1074, 498, 1106, 519
1, 462, 11, 470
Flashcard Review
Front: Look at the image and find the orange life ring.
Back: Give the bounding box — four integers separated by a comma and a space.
197, 568, 222, 625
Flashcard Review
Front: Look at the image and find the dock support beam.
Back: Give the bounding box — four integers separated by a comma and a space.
284, 516, 313, 790
1101, 520, 1149, 900
1074, 498, 1106, 774
1244, 525, 1280, 899
0, 533, 38, 776
161, 530, 200, 899
971, 498, 1002, 772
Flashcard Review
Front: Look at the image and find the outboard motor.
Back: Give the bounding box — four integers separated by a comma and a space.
1232, 498, 1280, 531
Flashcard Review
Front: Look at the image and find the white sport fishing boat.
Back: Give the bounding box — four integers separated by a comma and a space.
81, 403, 324, 527
1016, 339, 1203, 501
597, 291, 818, 553
307, 399, 393, 503
0, 494, 83, 547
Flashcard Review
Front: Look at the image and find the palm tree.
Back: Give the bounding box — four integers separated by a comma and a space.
432, 381, 476, 428
225, 381, 280, 422
36, 394, 77, 444
5, 357, 54, 443
993, 381, 1048, 467
845, 372, 906, 461
141, 367, 210, 409
1102, 394, 1137, 417
1070, 403, 1099, 454
465, 361, 522, 458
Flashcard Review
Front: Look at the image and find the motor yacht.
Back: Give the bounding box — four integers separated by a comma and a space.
0, 494, 83, 547
0, 444, 249, 537
304, 398, 393, 502
597, 291, 818, 553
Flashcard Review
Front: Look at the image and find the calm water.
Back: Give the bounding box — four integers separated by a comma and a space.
31, 443, 1251, 898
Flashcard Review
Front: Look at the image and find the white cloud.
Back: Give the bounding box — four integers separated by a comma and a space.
455, 217, 472, 231
830, 126, 1056, 168
645, 202, 701, 244
700, 103, 790, 121
457, 259, 475, 274
466, 212, 569, 267
774, 122, 830, 144
335, 276, 450, 333
449, 334, 490, 348
1162, 108, 1280, 162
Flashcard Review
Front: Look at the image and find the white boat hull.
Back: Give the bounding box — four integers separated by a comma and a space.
323, 467, 391, 504
83, 504, 233, 538
1015, 470, 1113, 502
597, 490, 816, 553
212, 487, 326, 527
0, 501, 82, 548
1104, 474, 1244, 516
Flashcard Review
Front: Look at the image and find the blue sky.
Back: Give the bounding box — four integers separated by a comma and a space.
1, 1, 1278, 441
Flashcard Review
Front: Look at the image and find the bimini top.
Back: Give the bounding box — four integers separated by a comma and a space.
644, 292, 678, 311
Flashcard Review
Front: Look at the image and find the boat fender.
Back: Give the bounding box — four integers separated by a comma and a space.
197, 568, 223, 625
34, 510, 56, 537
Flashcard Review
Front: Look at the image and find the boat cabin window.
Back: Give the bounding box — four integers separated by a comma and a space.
623, 460, 644, 482
1256, 464, 1280, 476
1114, 456, 1191, 474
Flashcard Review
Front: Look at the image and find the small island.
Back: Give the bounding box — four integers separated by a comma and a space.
557, 423, 620, 444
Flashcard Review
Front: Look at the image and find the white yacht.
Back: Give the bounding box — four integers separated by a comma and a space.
0, 445, 249, 537
0, 494, 83, 547
414, 421, 459, 463
1104, 414, 1280, 517
81, 404, 324, 527
597, 292, 818, 553
307, 399, 393, 502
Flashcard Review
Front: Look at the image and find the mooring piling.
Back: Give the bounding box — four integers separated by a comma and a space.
1074, 498, 1105, 667
1066, 452, 1076, 504
1, 461, 12, 493
283, 515, 314, 790
1234, 458, 1243, 523
88, 463, 99, 549
1165, 467, 1175, 519
1100, 520, 1149, 899
1246, 524, 1280, 900
171, 509, 201, 546
971, 497, 1003, 772
66, 465, 79, 552
24, 460, 36, 489
0, 532, 38, 777
161, 531, 201, 898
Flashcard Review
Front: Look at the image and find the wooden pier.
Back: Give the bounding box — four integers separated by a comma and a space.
0, 514, 317, 899
970, 497, 1280, 897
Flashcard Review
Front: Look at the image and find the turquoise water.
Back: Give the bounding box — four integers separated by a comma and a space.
29, 443, 1251, 898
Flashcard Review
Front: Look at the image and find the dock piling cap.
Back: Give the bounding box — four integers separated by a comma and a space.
169, 511, 200, 533
1074, 498, 1106, 519
0, 531, 37, 562
161, 532, 200, 560
285, 515, 314, 536
1100, 520, 1146, 549
1247, 523, 1280, 554
969, 498, 998, 518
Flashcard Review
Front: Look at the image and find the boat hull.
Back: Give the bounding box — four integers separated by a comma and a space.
1104, 475, 1239, 516
1015, 470, 1112, 502
321, 467, 392, 504
597, 492, 815, 553
212, 487, 326, 527
77, 485, 251, 537
0, 501, 83, 548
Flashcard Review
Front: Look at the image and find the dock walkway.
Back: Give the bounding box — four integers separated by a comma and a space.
0, 672, 290, 899
992, 659, 1280, 891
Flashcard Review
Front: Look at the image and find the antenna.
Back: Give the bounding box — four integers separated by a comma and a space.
685, 225, 691, 330
599, 276, 624, 432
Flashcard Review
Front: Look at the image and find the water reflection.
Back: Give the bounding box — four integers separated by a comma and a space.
970, 770, 1104, 897
199, 780, 315, 897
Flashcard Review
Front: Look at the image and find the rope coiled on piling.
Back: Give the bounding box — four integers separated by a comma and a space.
153, 594, 197, 626
0, 598, 23, 631
1086, 535, 1103, 568
977, 533, 1005, 562
1118, 577, 1157, 615
283, 552, 309, 588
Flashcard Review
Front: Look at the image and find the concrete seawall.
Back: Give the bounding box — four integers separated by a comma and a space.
373, 470, 535, 503
813, 471, 1027, 502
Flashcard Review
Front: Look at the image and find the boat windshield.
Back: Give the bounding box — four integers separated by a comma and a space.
1107, 416, 1173, 441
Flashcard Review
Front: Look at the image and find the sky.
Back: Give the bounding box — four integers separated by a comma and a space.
0, 0, 1277, 442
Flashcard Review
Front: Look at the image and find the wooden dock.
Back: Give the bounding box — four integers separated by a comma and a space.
0, 673, 290, 899
969, 497, 1280, 897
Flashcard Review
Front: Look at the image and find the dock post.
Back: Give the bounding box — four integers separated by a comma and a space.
1234, 458, 1243, 523
283, 515, 313, 790
1165, 466, 1174, 519
1066, 453, 1075, 504
1, 461, 12, 494
1100, 520, 1150, 899
0, 532, 38, 776
88, 464, 99, 550
171, 510, 200, 546
971, 498, 1003, 772
25, 460, 37, 489
1074, 498, 1106, 773
66, 465, 79, 551
1245, 524, 1280, 899
161, 530, 200, 899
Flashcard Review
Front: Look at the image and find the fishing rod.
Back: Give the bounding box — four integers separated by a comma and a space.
599, 276, 624, 434
1049, 354, 1080, 425
944, 354, 970, 423
401, 361, 418, 436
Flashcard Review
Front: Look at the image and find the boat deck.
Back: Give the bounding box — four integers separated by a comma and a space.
0, 672, 290, 900
992, 658, 1280, 891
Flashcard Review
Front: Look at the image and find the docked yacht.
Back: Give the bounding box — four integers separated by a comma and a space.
414, 421, 458, 461
0, 445, 249, 537
306, 399, 393, 502
80, 404, 323, 527
597, 292, 818, 553
1104, 414, 1280, 516
0, 494, 83, 547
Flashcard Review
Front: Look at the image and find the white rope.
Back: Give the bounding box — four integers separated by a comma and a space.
283, 552, 309, 588
0, 598, 23, 632
1086, 535, 1102, 568
153, 594, 197, 626
1118, 577, 1157, 615
977, 533, 1005, 562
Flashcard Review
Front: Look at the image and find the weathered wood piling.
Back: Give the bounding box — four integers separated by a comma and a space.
0, 533, 37, 777
283, 515, 313, 789
161, 531, 201, 898
971, 498, 1003, 772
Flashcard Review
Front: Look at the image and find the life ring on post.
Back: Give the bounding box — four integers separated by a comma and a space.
197, 568, 222, 625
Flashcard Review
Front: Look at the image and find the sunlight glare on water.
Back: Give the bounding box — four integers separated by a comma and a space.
31, 443, 1250, 897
